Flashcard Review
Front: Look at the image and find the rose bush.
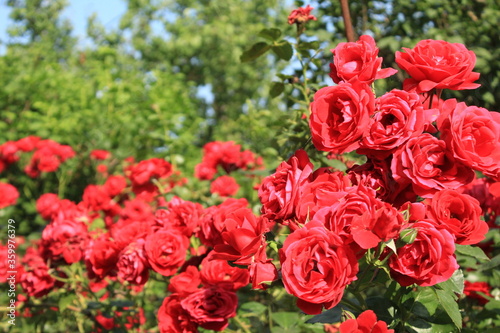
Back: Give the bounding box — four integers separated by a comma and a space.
1, 5, 499, 333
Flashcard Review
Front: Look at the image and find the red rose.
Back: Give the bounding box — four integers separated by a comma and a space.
15, 135, 40, 152
248, 255, 278, 290
200, 253, 250, 291
103, 175, 127, 197
288, 5, 317, 25
0, 182, 19, 209
391, 133, 475, 198
145, 229, 189, 277
168, 265, 202, 297
180, 286, 238, 331
279, 220, 358, 315
90, 149, 111, 160
439, 100, 500, 180
155, 196, 203, 237
347, 159, 401, 204
312, 185, 403, 250
19, 249, 56, 298
158, 295, 198, 333
117, 239, 150, 285
212, 207, 267, 265
330, 35, 397, 85
0, 141, 20, 164
128, 158, 172, 186
85, 234, 120, 279
358, 89, 425, 158
396, 39, 480, 93
40, 218, 89, 264
339, 310, 394, 333
389, 221, 458, 286
463, 281, 492, 305
197, 198, 249, 248
36, 193, 61, 220
310, 82, 374, 154
259, 149, 313, 223
210, 175, 240, 197
426, 189, 488, 245
295, 170, 350, 225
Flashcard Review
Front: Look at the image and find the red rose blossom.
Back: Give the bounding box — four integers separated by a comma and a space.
180, 286, 238, 331
279, 220, 358, 315
389, 221, 458, 287
358, 89, 425, 158
259, 149, 313, 224
391, 133, 475, 198
158, 295, 198, 333
310, 82, 374, 154
439, 100, 500, 180
329, 35, 397, 85
396, 39, 480, 93
288, 5, 317, 25
339, 310, 394, 333
145, 229, 189, 277
0, 182, 19, 209
426, 189, 488, 245
210, 175, 240, 197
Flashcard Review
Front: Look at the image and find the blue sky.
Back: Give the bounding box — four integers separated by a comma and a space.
0, 0, 127, 52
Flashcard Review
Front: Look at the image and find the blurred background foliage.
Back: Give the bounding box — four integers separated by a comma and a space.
1, 0, 500, 228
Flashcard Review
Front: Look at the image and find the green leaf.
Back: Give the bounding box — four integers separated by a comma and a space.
485, 300, 500, 312
411, 287, 440, 318
406, 318, 458, 333
58, 294, 76, 312
298, 41, 320, 51
240, 42, 272, 62
306, 306, 342, 324
455, 244, 490, 262
239, 301, 267, 316
258, 28, 282, 41
269, 82, 285, 98
272, 41, 293, 61
478, 253, 500, 271
434, 289, 462, 329
436, 269, 464, 298
271, 312, 299, 328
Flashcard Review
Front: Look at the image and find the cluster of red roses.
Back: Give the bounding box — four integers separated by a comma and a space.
0, 136, 76, 209
258, 34, 498, 323
1, 139, 269, 331
0, 135, 75, 177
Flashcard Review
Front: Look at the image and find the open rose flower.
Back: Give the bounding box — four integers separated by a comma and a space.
439, 100, 500, 180
158, 295, 198, 333
259, 149, 313, 224
0, 182, 19, 209
389, 221, 458, 286
212, 207, 267, 265
180, 286, 238, 331
116, 239, 150, 285
288, 5, 317, 25
391, 133, 475, 198
358, 89, 425, 159
330, 35, 397, 85
279, 220, 358, 315
396, 39, 480, 93
310, 82, 374, 154
339, 310, 394, 333
426, 189, 488, 245
145, 229, 189, 277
